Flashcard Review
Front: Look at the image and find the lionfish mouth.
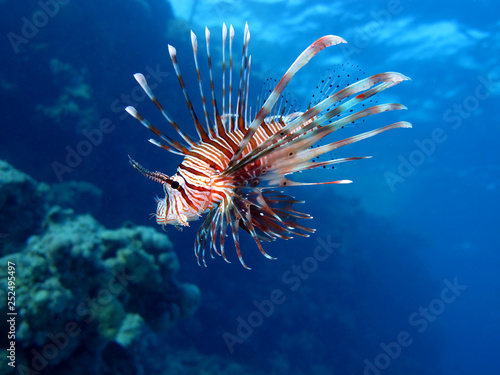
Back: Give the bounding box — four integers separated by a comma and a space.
126, 23, 411, 269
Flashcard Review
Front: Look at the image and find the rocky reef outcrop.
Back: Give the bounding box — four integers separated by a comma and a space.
0, 161, 200, 374
0, 160, 48, 256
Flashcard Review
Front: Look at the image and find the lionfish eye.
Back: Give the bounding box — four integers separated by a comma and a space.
171, 181, 180, 190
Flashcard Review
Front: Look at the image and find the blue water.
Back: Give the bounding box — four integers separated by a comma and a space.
1, 0, 499, 374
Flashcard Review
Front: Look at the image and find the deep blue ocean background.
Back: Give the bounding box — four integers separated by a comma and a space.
1, 0, 499, 374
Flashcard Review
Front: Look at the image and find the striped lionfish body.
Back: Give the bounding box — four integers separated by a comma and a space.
126, 23, 411, 269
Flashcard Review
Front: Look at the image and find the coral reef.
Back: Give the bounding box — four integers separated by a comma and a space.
0, 161, 200, 374
0, 160, 48, 255
45, 180, 103, 216
35, 58, 99, 134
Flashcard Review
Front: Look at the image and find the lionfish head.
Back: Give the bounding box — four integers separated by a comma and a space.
154, 178, 189, 227
128, 156, 188, 227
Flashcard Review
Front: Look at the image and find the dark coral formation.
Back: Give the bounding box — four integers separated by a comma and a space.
0, 160, 48, 255
0, 161, 200, 374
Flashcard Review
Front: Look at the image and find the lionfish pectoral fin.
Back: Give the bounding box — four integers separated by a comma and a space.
227, 208, 251, 269
194, 203, 231, 267
219, 207, 232, 264
209, 210, 222, 258
223, 73, 409, 178
232, 194, 277, 261
226, 188, 318, 264
226, 35, 347, 170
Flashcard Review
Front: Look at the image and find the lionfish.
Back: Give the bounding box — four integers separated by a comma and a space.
126, 23, 410, 269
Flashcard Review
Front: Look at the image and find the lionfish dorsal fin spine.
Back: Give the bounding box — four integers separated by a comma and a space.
225, 35, 347, 171
244, 55, 252, 125
168, 44, 210, 143
125, 105, 187, 155
191, 30, 215, 139
149, 136, 188, 155
131, 73, 196, 148
228, 25, 235, 128
206, 26, 234, 145
204, 26, 220, 138
222, 23, 227, 124
181, 55, 237, 159
236, 22, 250, 131
147, 138, 183, 156
214, 112, 239, 152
